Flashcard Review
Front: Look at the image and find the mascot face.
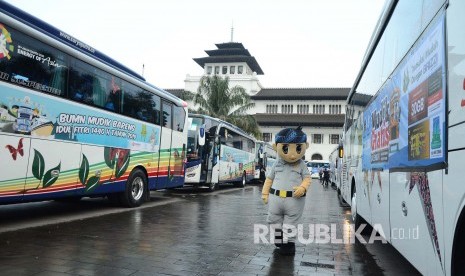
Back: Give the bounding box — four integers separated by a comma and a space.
275, 142, 308, 163
272, 126, 309, 163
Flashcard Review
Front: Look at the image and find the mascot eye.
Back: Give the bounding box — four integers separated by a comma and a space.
282, 144, 289, 154
296, 144, 302, 154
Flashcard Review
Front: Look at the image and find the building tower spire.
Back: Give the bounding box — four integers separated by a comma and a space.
230, 21, 234, 42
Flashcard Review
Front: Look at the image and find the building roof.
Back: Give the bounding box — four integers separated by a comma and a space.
254, 114, 345, 127
251, 88, 350, 100
193, 42, 264, 75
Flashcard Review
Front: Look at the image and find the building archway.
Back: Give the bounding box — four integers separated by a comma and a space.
311, 153, 323, 160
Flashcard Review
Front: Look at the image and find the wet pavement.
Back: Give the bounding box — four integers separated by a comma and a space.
0, 181, 421, 275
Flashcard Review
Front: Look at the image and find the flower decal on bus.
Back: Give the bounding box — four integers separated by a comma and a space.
78, 147, 131, 193
31, 149, 61, 189
104, 147, 130, 179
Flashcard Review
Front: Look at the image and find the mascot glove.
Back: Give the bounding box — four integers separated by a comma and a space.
262, 178, 273, 205
293, 186, 306, 197
262, 194, 269, 204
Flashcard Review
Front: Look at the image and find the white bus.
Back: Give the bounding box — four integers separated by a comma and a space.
0, 2, 188, 207
337, 0, 465, 274
328, 146, 339, 187
185, 114, 255, 191
254, 141, 277, 182
306, 160, 329, 179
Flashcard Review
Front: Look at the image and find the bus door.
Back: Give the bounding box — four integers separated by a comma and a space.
198, 142, 209, 183
0, 135, 30, 203
195, 122, 209, 183
169, 105, 186, 188
210, 132, 221, 184
157, 101, 173, 189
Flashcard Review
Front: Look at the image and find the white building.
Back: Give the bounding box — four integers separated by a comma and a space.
168, 42, 370, 161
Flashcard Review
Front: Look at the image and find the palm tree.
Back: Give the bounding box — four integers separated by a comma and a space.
181, 75, 261, 139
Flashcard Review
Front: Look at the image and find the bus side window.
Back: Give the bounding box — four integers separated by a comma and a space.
173, 106, 185, 132
69, 60, 91, 104
71, 74, 94, 105
4, 24, 67, 97
218, 128, 227, 145
152, 93, 161, 125
102, 76, 121, 112
162, 101, 172, 129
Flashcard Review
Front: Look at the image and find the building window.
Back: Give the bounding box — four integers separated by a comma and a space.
206, 66, 212, 75
312, 134, 322, 144
281, 104, 294, 114
222, 66, 227, 74
238, 65, 243, 74
230, 66, 235, 74
263, 133, 272, 142
329, 104, 342, 114
311, 153, 323, 160
313, 104, 326, 114
214, 66, 220, 74
331, 134, 339, 144
297, 104, 309, 114
266, 104, 278, 114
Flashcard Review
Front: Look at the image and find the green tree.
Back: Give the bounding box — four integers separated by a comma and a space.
181, 75, 261, 139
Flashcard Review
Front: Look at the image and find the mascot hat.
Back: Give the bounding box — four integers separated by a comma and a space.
275, 126, 307, 143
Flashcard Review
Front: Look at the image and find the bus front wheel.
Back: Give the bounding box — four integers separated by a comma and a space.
208, 182, 218, 192
235, 172, 247, 188
119, 168, 147, 208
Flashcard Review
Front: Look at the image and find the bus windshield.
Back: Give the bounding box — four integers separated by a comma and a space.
306, 161, 329, 178
187, 117, 204, 160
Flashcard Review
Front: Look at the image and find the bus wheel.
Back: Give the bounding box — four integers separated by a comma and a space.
351, 187, 363, 229
337, 189, 345, 206
351, 186, 370, 236
452, 212, 465, 275
235, 172, 247, 188
119, 169, 146, 208
208, 182, 218, 192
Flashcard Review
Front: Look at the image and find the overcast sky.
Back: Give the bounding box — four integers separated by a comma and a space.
5, 0, 385, 90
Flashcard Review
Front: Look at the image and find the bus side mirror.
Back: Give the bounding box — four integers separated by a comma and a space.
338, 145, 344, 158
198, 125, 205, 146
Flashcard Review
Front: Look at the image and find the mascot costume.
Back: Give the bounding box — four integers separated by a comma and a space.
262, 126, 311, 255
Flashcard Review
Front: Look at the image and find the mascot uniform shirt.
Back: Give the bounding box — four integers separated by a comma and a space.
267, 159, 310, 191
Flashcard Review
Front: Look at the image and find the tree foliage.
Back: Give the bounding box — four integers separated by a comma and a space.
181, 75, 261, 139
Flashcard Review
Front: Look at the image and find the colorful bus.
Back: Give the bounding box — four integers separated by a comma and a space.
254, 141, 277, 182
0, 2, 187, 207
185, 114, 255, 191
337, 0, 465, 274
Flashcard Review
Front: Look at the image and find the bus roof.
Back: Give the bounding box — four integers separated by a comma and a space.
189, 114, 255, 141
0, 1, 146, 82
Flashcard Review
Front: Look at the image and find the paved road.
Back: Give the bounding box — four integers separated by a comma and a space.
0, 182, 420, 275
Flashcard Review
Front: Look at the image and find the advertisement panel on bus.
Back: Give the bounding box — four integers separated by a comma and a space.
0, 85, 160, 152
361, 18, 446, 172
